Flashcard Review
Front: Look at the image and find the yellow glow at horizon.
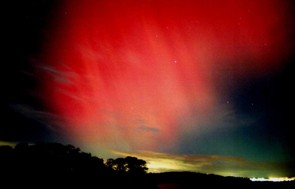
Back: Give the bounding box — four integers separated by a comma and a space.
112, 150, 294, 179
147, 159, 189, 173
0, 141, 17, 147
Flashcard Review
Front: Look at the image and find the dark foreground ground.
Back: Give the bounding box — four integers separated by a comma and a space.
1, 171, 294, 189
1, 143, 294, 188
152, 172, 295, 189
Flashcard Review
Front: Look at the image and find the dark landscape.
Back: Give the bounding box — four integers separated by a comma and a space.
1, 143, 294, 189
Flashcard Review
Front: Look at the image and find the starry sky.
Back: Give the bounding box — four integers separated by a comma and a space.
1, 0, 295, 178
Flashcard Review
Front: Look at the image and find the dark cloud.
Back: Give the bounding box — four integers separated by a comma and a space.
138, 126, 159, 133
136, 119, 160, 133
0, 103, 56, 142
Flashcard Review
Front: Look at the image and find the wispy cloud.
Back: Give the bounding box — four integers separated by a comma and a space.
112, 151, 292, 178
135, 119, 160, 133
10, 104, 64, 133
137, 126, 159, 133
37, 65, 78, 84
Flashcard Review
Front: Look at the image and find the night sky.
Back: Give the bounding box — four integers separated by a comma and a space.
1, 0, 295, 178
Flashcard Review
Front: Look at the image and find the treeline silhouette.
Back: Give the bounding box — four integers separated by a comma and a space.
0, 142, 155, 188
0, 143, 294, 189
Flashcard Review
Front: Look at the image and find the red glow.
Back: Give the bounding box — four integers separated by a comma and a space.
43, 0, 292, 150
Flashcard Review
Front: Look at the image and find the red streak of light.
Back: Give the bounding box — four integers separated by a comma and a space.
43, 0, 292, 150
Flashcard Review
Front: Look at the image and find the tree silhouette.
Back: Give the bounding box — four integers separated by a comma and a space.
0, 142, 148, 179
125, 156, 148, 174
0, 142, 158, 188
106, 156, 148, 174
